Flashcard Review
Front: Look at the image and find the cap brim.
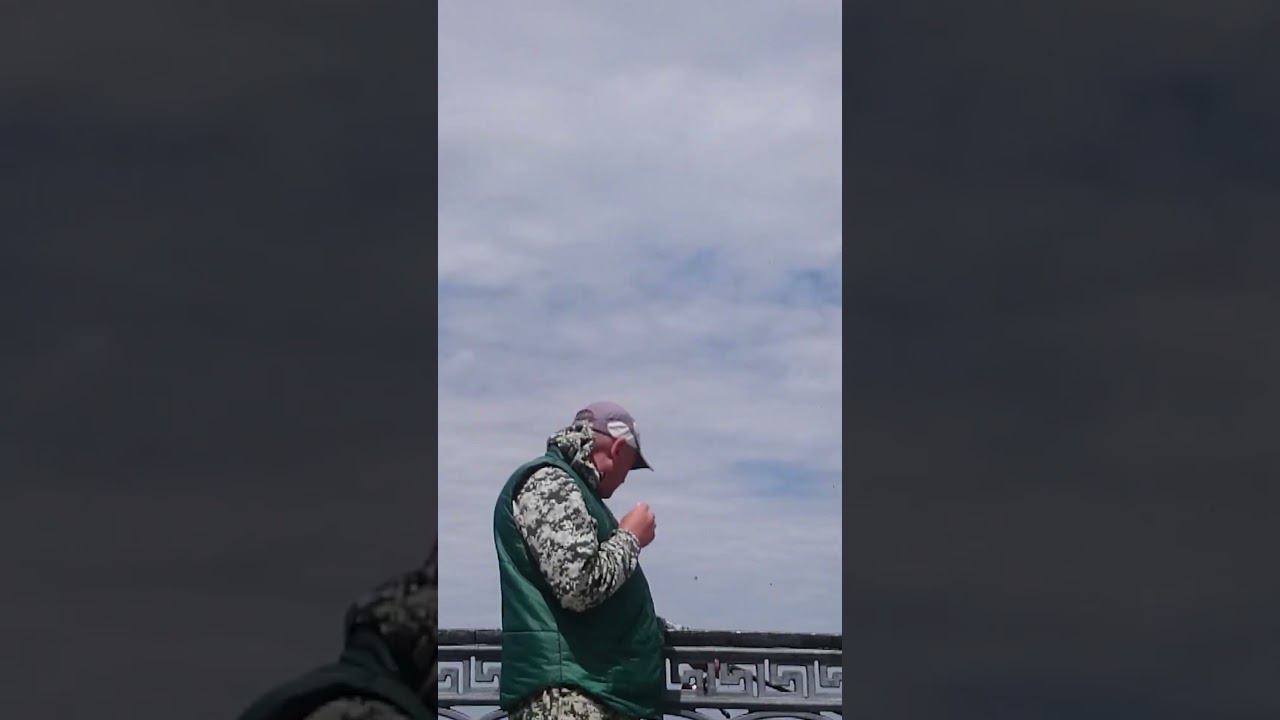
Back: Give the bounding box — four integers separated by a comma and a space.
634, 448, 652, 471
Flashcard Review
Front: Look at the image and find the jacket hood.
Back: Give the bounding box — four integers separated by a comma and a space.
546, 421, 601, 492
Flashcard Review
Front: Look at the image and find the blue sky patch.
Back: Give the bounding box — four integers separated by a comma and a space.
730, 458, 840, 498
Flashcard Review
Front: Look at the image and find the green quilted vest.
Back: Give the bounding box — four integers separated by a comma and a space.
492, 448, 665, 719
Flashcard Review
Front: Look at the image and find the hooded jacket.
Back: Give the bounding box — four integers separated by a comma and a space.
494, 424, 665, 719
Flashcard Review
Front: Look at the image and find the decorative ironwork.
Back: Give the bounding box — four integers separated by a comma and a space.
439, 629, 842, 720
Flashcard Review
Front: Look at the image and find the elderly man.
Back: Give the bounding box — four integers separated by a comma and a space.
493, 401, 666, 720
237, 546, 437, 720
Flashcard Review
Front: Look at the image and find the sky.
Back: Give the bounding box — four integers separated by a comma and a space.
437, 1, 843, 634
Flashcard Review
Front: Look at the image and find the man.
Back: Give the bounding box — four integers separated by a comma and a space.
492, 401, 667, 720
236, 545, 437, 720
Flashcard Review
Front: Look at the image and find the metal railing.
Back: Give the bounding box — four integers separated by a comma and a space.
439, 629, 842, 720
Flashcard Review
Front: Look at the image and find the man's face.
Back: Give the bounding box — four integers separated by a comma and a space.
595, 435, 637, 499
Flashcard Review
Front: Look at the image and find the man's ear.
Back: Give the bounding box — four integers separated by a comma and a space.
611, 436, 628, 457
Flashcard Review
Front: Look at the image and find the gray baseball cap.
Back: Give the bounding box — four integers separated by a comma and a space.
574, 400, 652, 470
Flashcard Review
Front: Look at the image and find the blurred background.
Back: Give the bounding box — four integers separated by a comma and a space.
1, 2, 434, 718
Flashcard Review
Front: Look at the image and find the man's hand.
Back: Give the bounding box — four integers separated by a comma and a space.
619, 502, 656, 548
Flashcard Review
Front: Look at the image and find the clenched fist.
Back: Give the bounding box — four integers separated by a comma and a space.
619, 501, 656, 548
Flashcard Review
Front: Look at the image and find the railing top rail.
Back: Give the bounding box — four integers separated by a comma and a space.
440, 629, 842, 650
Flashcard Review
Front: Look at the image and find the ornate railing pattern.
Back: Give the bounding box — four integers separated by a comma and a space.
439, 629, 842, 720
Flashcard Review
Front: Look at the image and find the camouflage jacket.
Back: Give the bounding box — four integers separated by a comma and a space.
512, 422, 642, 613
510, 686, 636, 720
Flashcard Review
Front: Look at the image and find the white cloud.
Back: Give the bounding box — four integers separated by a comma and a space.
439, 1, 841, 633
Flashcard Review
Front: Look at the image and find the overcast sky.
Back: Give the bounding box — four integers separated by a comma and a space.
437, 1, 843, 634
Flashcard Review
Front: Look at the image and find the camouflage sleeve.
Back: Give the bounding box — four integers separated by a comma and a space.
513, 466, 641, 612
344, 545, 437, 703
